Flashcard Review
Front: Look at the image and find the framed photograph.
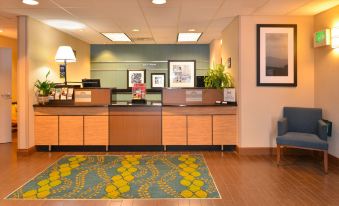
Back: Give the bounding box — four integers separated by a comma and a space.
151, 73, 165, 88
257, 24, 297, 87
168, 60, 196, 88
127, 69, 146, 88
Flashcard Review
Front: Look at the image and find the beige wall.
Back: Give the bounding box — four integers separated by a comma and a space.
238, 16, 315, 148
17, 17, 90, 149
221, 17, 239, 90
0, 35, 17, 102
209, 39, 222, 68
314, 6, 339, 158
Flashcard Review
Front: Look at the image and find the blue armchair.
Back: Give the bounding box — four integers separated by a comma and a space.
276, 107, 329, 173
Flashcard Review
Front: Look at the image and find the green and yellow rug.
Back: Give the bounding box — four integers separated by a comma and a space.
6, 154, 220, 200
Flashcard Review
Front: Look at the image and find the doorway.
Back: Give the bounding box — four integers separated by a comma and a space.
0, 48, 12, 143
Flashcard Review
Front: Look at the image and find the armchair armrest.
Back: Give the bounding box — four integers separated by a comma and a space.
278, 118, 288, 136
318, 119, 328, 141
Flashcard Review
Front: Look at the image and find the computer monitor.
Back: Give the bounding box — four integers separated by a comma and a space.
82, 79, 101, 88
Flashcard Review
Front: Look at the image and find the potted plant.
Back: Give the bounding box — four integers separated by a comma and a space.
204, 64, 236, 102
34, 70, 55, 105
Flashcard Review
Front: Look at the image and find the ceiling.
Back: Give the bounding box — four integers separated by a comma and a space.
0, 0, 338, 44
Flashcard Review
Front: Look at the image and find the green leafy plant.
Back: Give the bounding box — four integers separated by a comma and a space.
204, 64, 234, 89
34, 70, 56, 96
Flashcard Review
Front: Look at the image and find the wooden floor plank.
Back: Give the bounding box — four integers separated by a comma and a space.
0, 136, 338, 206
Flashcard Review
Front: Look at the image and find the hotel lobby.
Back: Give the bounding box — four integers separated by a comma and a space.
0, 0, 339, 205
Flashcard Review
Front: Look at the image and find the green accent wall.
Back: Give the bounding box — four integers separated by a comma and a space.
90, 44, 210, 101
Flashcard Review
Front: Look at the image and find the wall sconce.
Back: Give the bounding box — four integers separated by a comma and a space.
332, 27, 339, 48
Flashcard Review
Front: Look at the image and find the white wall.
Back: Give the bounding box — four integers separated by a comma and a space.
238, 16, 315, 148
314, 6, 339, 158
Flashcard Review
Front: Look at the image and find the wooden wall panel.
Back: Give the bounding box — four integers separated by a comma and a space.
35, 116, 58, 145
213, 115, 237, 145
110, 116, 161, 145
187, 116, 212, 145
84, 116, 108, 145
59, 116, 83, 145
162, 116, 187, 145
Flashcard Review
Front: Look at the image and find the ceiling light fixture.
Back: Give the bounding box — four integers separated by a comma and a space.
177, 33, 202, 42
152, 0, 166, 5
102, 33, 131, 42
22, 0, 39, 5
188, 29, 196, 32
44, 20, 86, 30
132, 29, 140, 32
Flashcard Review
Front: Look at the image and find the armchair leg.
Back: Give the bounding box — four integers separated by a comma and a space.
324, 151, 328, 174
277, 145, 281, 166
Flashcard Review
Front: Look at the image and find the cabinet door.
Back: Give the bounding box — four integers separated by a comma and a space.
162, 116, 187, 145
35, 116, 58, 145
59, 116, 83, 145
213, 115, 237, 145
187, 116, 212, 145
84, 116, 108, 145
110, 116, 161, 145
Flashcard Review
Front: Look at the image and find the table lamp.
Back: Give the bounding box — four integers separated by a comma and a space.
55, 46, 76, 85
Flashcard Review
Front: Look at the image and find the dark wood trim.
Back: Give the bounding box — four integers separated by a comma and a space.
17, 146, 36, 156
256, 24, 297, 87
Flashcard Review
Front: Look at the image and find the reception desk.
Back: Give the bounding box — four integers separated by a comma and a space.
33, 88, 238, 151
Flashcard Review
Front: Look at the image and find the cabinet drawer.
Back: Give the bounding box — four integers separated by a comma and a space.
213, 115, 237, 145
35, 116, 58, 145
162, 116, 187, 145
84, 116, 108, 145
187, 116, 212, 145
59, 116, 83, 145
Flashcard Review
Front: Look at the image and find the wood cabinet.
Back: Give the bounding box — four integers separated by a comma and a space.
187, 116, 212, 145
162, 116, 187, 145
213, 115, 237, 145
109, 106, 162, 146
35, 116, 58, 145
59, 116, 83, 145
84, 116, 108, 145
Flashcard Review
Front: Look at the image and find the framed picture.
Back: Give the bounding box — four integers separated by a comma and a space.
257, 24, 297, 87
60, 65, 66, 78
151, 73, 165, 88
127, 69, 146, 88
168, 60, 196, 88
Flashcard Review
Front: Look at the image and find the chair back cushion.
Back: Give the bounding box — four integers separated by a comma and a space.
283, 107, 322, 134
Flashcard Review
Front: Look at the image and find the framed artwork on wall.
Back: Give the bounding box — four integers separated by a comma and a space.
168, 60, 196, 88
151, 73, 165, 88
127, 69, 146, 88
257, 24, 297, 87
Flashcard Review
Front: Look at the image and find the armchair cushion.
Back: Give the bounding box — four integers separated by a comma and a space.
278, 118, 288, 136
318, 120, 328, 141
284, 107, 322, 134
277, 132, 328, 151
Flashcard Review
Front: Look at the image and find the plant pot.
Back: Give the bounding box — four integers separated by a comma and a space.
37, 95, 49, 105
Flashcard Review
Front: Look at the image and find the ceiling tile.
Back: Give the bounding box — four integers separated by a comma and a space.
215, 0, 268, 18
254, 0, 312, 15
288, 0, 339, 15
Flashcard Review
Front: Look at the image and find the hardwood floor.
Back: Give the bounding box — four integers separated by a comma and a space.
0, 140, 338, 205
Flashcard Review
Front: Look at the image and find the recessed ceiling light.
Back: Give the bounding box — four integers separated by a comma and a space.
188, 29, 196, 32
132, 29, 140, 32
22, 0, 39, 5
102, 33, 131, 42
177, 33, 202, 42
44, 20, 86, 30
152, 0, 166, 5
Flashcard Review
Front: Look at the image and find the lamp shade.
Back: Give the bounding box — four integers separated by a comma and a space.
55, 46, 76, 63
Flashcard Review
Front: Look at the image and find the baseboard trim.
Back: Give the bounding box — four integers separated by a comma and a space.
17, 146, 36, 156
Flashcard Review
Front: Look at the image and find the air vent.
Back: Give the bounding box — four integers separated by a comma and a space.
132, 37, 154, 42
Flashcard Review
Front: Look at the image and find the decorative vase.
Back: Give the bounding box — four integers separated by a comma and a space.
37, 95, 49, 105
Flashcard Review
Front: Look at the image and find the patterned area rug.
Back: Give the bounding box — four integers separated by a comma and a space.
6, 154, 220, 200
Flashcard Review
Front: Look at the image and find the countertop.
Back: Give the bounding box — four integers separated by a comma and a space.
33, 101, 237, 107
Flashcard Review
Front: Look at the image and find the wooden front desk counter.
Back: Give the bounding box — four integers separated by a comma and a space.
34, 103, 237, 151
